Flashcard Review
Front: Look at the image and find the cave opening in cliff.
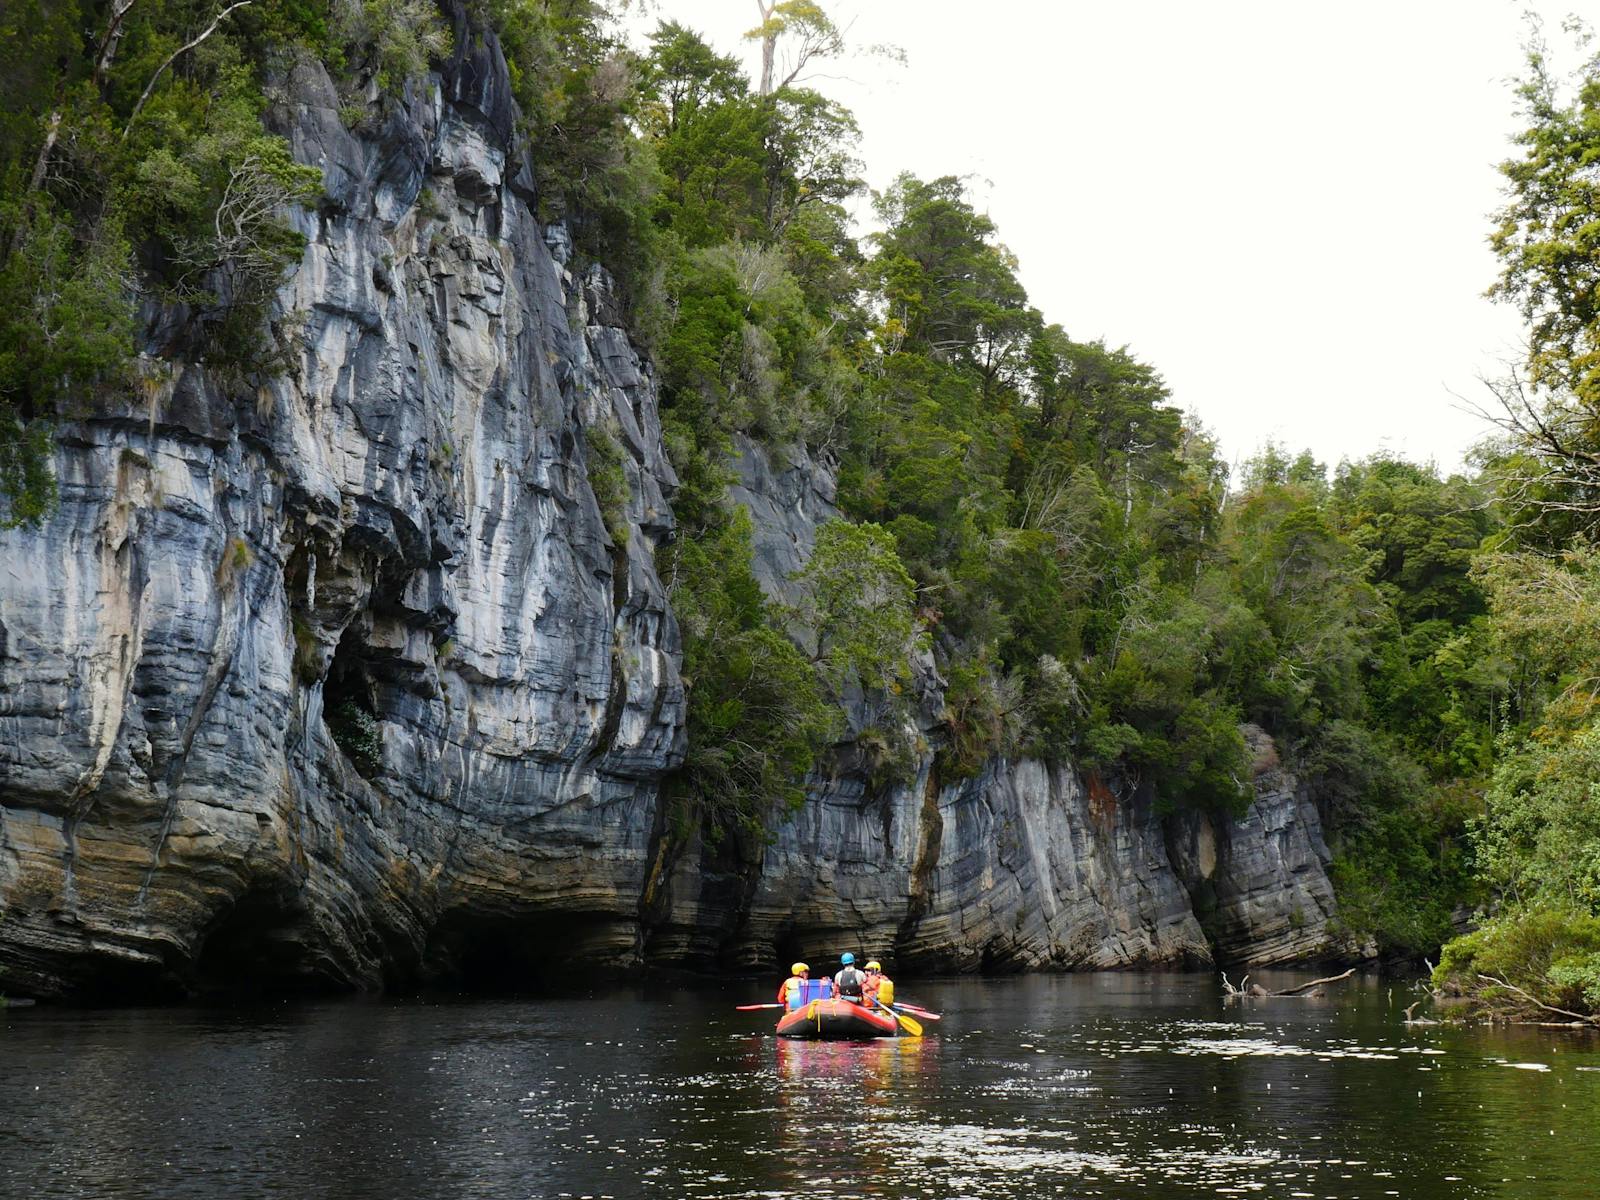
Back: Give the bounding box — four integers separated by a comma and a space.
773, 930, 808, 975
423, 911, 623, 992
323, 625, 382, 777
190, 888, 347, 997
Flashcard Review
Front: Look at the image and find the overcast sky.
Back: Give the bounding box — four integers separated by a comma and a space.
625, 1, 1580, 475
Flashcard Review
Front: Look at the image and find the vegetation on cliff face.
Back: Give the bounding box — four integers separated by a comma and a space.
8, 1, 1600, 993
0, 0, 452, 524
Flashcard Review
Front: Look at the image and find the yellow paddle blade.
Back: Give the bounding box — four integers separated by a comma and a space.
879, 1001, 922, 1036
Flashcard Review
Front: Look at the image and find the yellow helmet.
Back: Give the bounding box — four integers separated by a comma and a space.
791, 962, 809, 974
865, 960, 882, 971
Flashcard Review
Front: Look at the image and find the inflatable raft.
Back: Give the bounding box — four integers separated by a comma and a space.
776, 997, 900, 1039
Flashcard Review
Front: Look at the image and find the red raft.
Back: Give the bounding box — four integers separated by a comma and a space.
775, 997, 899, 1040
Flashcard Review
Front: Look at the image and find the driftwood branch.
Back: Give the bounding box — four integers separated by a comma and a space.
1222, 967, 1355, 1000
1273, 968, 1356, 996
1478, 974, 1600, 1026
123, 2, 253, 139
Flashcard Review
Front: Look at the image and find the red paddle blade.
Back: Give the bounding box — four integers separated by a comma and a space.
735, 1003, 784, 1011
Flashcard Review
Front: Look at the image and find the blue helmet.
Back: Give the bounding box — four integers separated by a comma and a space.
840, 952, 855, 965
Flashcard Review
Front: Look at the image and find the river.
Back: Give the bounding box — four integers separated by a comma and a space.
2, 970, 1596, 1199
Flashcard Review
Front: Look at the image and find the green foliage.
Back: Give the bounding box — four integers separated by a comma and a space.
938, 652, 1024, 779
486, 0, 655, 282
0, 194, 136, 523
664, 507, 836, 836
1419, 20, 1600, 991
585, 422, 630, 544
659, 241, 843, 443
1476, 545, 1600, 729
0, 0, 341, 521
1475, 720, 1600, 911
339, 0, 453, 95
0, 199, 135, 403
1079, 579, 1254, 813
1488, 21, 1600, 410
0, 416, 56, 528
1329, 778, 1478, 956
327, 698, 383, 778
871, 174, 1032, 392
1472, 21, 1600, 541
854, 720, 921, 794
794, 520, 919, 691
1436, 905, 1600, 1014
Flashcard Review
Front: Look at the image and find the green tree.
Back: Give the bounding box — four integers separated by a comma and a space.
1489, 20, 1600, 408
871, 174, 1033, 394
0, 0, 348, 524
794, 520, 920, 691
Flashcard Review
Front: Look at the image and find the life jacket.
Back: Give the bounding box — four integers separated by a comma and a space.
835, 966, 865, 998
862, 973, 880, 1003
779, 976, 807, 1009
876, 976, 894, 1006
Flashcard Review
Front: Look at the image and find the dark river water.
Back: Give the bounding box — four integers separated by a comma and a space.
3, 970, 1597, 1199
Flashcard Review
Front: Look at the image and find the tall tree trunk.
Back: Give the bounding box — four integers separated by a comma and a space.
756, 0, 777, 96
25, 107, 62, 194
94, 0, 141, 91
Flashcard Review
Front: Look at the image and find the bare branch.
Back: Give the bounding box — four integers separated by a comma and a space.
123, 2, 253, 139
1477, 974, 1600, 1024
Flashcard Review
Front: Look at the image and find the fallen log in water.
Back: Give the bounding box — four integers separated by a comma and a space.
1474, 974, 1600, 1027
1221, 968, 1356, 1000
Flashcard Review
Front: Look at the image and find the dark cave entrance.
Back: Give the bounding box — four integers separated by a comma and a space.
421, 911, 630, 993
189, 888, 349, 998
323, 626, 382, 777
773, 929, 809, 974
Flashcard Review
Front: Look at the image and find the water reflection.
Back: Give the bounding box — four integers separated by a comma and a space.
2, 975, 1598, 1199
773, 1030, 933, 1085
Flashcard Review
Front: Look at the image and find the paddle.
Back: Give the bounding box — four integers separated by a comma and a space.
894, 1002, 941, 1021
877, 998, 922, 1036
735, 1003, 785, 1011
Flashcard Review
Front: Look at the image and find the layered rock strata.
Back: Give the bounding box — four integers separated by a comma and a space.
0, 25, 684, 997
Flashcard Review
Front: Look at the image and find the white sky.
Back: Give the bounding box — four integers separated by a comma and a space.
624, 1, 1581, 474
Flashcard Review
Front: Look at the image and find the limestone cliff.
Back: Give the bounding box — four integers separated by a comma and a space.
0, 22, 1338, 1000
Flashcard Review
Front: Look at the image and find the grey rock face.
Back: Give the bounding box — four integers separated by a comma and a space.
0, 32, 1339, 999
1164, 727, 1339, 965
0, 38, 684, 998
729, 758, 1214, 974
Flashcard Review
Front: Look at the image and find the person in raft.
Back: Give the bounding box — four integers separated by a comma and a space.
779, 962, 812, 1011
834, 952, 867, 1002
861, 960, 894, 1007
